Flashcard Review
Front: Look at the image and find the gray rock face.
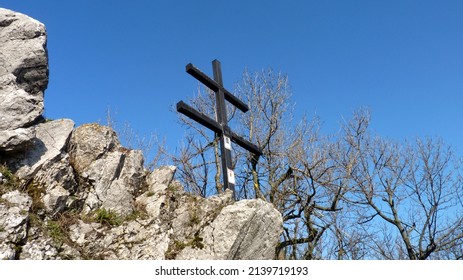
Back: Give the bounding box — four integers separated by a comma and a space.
19, 236, 59, 260
67, 187, 282, 260
175, 198, 283, 260
68, 124, 121, 174
0, 8, 48, 97
136, 166, 177, 219
0, 74, 44, 130
10, 119, 75, 180
0, 127, 35, 152
0, 190, 32, 260
34, 154, 78, 214
68, 124, 145, 216
0, 8, 48, 153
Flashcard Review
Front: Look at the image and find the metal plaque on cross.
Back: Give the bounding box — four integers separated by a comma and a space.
176, 59, 263, 200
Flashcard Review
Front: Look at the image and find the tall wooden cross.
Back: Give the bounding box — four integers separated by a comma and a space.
177, 59, 263, 200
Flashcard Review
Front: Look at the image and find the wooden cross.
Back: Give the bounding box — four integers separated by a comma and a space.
177, 59, 263, 200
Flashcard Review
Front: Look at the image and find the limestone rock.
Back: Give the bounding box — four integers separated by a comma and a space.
0, 244, 16, 260
0, 8, 48, 96
68, 219, 170, 260
0, 8, 48, 151
19, 237, 59, 260
33, 154, 78, 214
11, 119, 74, 180
146, 165, 177, 187
0, 190, 32, 242
81, 149, 145, 216
0, 190, 32, 260
67, 190, 231, 260
0, 74, 44, 131
0, 126, 35, 152
135, 166, 177, 219
175, 197, 283, 260
68, 123, 121, 174
68, 124, 145, 216
167, 191, 234, 251
66, 189, 281, 260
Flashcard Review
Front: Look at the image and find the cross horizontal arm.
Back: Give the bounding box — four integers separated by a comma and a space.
229, 131, 263, 157
177, 101, 222, 133
186, 63, 249, 113
176, 101, 222, 134
177, 101, 262, 157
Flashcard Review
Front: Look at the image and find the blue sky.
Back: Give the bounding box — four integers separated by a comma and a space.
3, 1, 463, 156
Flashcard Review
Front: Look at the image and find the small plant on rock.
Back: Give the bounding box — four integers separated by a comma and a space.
94, 208, 122, 227
0, 164, 19, 195
25, 181, 45, 212
46, 221, 67, 247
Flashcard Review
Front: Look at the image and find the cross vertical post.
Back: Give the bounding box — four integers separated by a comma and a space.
176, 59, 263, 200
212, 60, 235, 195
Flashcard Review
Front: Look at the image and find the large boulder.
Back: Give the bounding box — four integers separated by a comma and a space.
68, 124, 121, 174
68, 124, 145, 216
175, 197, 283, 260
0, 8, 48, 153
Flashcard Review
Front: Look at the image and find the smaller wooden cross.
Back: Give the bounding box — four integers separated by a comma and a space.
177, 59, 262, 200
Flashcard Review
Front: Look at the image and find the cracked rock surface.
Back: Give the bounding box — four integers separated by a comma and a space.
0, 8, 48, 154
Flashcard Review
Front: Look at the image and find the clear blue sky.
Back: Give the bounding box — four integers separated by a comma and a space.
3, 1, 463, 156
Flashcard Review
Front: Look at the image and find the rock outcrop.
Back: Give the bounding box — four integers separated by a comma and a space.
0, 8, 48, 153
0, 8, 283, 260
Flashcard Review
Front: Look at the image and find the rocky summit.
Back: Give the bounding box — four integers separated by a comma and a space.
0, 8, 283, 260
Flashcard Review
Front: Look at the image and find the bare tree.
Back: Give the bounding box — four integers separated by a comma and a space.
171, 70, 463, 260
174, 68, 349, 259
339, 109, 463, 259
